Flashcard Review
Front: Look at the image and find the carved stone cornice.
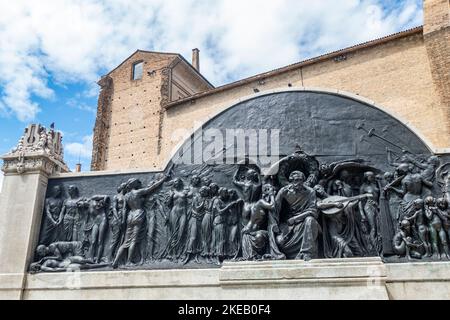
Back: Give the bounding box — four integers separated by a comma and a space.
1, 151, 68, 176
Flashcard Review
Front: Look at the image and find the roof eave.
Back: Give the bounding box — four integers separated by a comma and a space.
165, 26, 423, 109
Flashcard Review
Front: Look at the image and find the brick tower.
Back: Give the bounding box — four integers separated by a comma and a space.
91, 50, 213, 170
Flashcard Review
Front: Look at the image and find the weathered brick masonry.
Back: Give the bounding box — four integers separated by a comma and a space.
424, 0, 450, 126
91, 0, 450, 171
91, 51, 211, 170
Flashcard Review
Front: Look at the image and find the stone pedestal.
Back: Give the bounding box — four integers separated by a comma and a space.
386, 261, 450, 299
20, 257, 388, 300
3, 242, 450, 300
0, 124, 68, 299
219, 257, 389, 300
0, 173, 48, 299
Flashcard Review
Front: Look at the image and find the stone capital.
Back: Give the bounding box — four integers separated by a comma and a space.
1, 151, 68, 176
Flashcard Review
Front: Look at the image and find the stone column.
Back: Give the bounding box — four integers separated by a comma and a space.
0, 124, 68, 299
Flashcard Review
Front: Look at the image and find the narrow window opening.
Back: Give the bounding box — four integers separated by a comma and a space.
132, 61, 143, 80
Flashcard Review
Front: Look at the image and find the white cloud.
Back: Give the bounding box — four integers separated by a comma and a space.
65, 134, 93, 159
66, 98, 96, 114
0, 0, 423, 121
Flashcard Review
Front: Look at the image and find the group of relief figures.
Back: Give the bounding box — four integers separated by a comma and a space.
30, 146, 450, 272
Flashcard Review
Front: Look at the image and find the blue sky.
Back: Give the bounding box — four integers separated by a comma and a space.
0, 0, 423, 178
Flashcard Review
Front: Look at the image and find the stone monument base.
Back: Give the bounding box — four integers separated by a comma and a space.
0, 257, 448, 299
6, 257, 387, 299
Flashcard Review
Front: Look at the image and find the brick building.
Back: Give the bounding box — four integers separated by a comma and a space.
91, 0, 449, 171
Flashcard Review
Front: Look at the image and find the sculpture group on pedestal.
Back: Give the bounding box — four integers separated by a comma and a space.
2, 123, 68, 175
30, 143, 450, 272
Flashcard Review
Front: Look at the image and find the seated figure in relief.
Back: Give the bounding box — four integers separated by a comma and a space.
272, 171, 320, 261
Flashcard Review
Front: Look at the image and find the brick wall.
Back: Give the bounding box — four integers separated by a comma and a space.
424, 0, 450, 134
93, 51, 177, 170
157, 30, 448, 170
92, 0, 450, 171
